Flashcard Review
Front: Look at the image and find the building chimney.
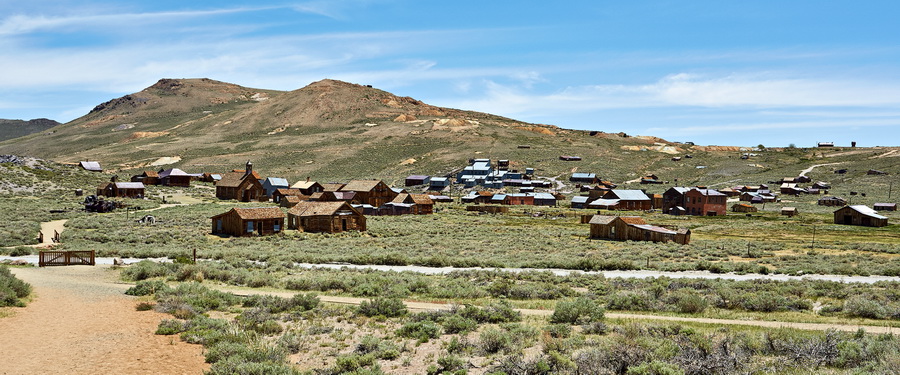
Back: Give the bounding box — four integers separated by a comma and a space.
110, 175, 118, 182
244, 160, 253, 177
306, 176, 310, 182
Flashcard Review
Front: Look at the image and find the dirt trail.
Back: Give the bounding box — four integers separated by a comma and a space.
0, 266, 208, 375
37, 219, 67, 246
799, 162, 843, 176
213, 286, 899, 335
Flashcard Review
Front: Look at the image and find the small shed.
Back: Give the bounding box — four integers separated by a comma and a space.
781, 207, 798, 217
211, 207, 285, 237
97, 181, 145, 198
732, 203, 757, 213
834, 205, 888, 227
158, 168, 192, 187
874, 203, 897, 212
818, 196, 847, 207
571, 195, 590, 209
131, 171, 159, 185
405, 175, 430, 186
291, 180, 325, 195
272, 188, 306, 204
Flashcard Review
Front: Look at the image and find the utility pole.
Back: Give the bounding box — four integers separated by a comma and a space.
811, 225, 816, 249
889, 181, 893, 200
747, 241, 752, 258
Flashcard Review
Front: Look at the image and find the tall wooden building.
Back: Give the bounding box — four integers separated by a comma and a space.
339, 180, 398, 207
215, 161, 265, 202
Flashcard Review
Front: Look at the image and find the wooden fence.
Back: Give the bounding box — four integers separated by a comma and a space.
38, 250, 95, 267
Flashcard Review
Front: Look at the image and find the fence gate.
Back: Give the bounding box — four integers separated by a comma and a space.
38, 250, 95, 267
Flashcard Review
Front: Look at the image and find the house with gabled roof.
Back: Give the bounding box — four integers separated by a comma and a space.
321, 182, 347, 192
601, 190, 652, 211
391, 193, 434, 214
97, 181, 145, 198
131, 170, 159, 185
834, 205, 888, 227
588, 215, 690, 244
291, 180, 324, 195
287, 201, 366, 233
158, 168, 192, 187
405, 175, 430, 186
272, 188, 307, 204
211, 207, 285, 237
662, 187, 692, 213
261, 177, 290, 197
215, 161, 265, 202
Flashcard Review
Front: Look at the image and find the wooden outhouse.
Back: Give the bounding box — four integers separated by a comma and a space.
210, 207, 285, 237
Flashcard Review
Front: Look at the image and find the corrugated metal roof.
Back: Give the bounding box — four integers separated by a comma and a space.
571, 196, 589, 203
607, 190, 650, 201
847, 205, 888, 219
265, 177, 289, 187
430, 177, 448, 182
588, 198, 620, 207
158, 168, 191, 178
406, 175, 429, 180
80, 161, 102, 171
115, 182, 145, 189
631, 224, 675, 234
571, 172, 596, 178
531, 193, 556, 200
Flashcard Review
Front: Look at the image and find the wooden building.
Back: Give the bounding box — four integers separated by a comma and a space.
339, 180, 398, 207
601, 190, 652, 211
732, 203, 757, 213
588, 215, 690, 245
131, 170, 159, 185
662, 187, 691, 212
97, 181, 145, 198
79, 161, 102, 172
405, 175, 430, 186
291, 180, 325, 195
272, 188, 307, 204
211, 207, 285, 237
834, 205, 888, 227
215, 161, 265, 202
684, 189, 727, 216
781, 207, 798, 217
158, 168, 192, 187
818, 196, 847, 207
287, 201, 366, 233
391, 193, 434, 215
874, 203, 897, 211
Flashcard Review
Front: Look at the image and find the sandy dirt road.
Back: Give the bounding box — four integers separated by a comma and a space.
0, 266, 208, 375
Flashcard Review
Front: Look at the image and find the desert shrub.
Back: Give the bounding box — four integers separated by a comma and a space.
486, 354, 552, 375
7, 246, 31, 256
356, 335, 400, 360
544, 323, 573, 339
551, 297, 605, 324
460, 300, 521, 323
241, 293, 319, 314
441, 314, 478, 334
277, 330, 306, 354
626, 360, 685, 375
135, 301, 154, 311
358, 297, 407, 318
397, 321, 441, 342
155, 282, 239, 316
331, 353, 382, 374
843, 295, 888, 319
121, 260, 177, 281
606, 291, 655, 311
427, 354, 467, 375
581, 321, 610, 335
206, 358, 300, 375
0, 265, 31, 307
178, 316, 239, 346
671, 290, 708, 314
156, 319, 188, 335
125, 280, 171, 296
478, 327, 513, 354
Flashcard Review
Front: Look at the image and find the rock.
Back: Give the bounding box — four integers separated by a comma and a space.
113, 258, 124, 266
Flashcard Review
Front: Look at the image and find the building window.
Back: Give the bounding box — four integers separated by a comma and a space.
274, 223, 281, 232
246, 221, 254, 233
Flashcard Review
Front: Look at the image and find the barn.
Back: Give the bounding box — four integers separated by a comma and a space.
732, 203, 757, 213
834, 205, 888, 227
588, 215, 690, 245
210, 207, 285, 237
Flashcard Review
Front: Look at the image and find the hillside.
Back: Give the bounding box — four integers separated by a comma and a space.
0, 118, 60, 142
0, 78, 897, 192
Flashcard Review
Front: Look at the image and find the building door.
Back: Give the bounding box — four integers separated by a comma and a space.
342, 218, 348, 231
843, 215, 852, 225
216, 219, 222, 232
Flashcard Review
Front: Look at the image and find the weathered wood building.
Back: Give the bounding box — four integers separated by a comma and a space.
339, 180, 397, 207
96, 181, 145, 198
215, 162, 265, 202
588, 215, 690, 245
210, 207, 285, 237
158, 168, 193, 187
287, 201, 366, 233
834, 205, 888, 227
732, 203, 757, 213
391, 193, 434, 215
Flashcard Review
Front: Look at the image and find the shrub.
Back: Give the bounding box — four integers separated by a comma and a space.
397, 321, 441, 342
843, 295, 887, 319
125, 280, 171, 296
358, 297, 407, 318
626, 360, 685, 375
606, 291, 654, 311
441, 314, 478, 334
478, 327, 513, 354
8, 246, 31, 256
135, 302, 155, 311
156, 319, 188, 335
672, 290, 708, 314
460, 300, 521, 323
0, 265, 31, 307
427, 354, 467, 375
551, 297, 605, 324
544, 323, 573, 339
121, 260, 176, 281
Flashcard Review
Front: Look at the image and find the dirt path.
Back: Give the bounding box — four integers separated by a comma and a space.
37, 219, 68, 246
799, 162, 843, 176
0, 266, 208, 375
213, 286, 899, 335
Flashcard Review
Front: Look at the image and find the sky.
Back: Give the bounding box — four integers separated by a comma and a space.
2, 1, 899, 147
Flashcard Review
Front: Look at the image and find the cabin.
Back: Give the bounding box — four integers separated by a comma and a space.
339, 180, 397, 207
874, 203, 897, 212
291, 180, 325, 196
405, 175, 430, 186
131, 171, 159, 185
602, 190, 652, 211
200, 173, 222, 183
429, 195, 453, 203
280, 195, 304, 208
718, 187, 741, 197
210, 207, 285, 237
79, 161, 102, 172
781, 207, 798, 217
589, 215, 690, 245
287, 201, 366, 233
97, 181, 145, 198
391, 193, 434, 214
571, 196, 590, 209
812, 181, 831, 190
429, 177, 451, 190
732, 203, 757, 213
818, 196, 847, 207
215, 161, 266, 202
684, 189, 727, 216
570, 173, 598, 183
532, 192, 557, 206
272, 188, 306, 204
158, 168, 192, 187
834, 205, 888, 227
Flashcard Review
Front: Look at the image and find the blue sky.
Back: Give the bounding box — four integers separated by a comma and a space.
2, 1, 899, 147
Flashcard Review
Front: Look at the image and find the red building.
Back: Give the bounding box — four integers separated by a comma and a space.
684, 189, 727, 216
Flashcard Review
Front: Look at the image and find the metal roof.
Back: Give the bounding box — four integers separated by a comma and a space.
158, 168, 191, 178
531, 192, 556, 200
80, 161, 102, 171
571, 196, 589, 203
607, 190, 650, 201
846, 205, 888, 219
571, 172, 596, 178
114, 182, 145, 189
588, 198, 620, 207
265, 177, 289, 186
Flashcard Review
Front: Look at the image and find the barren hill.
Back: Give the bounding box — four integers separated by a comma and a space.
2, 78, 895, 187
